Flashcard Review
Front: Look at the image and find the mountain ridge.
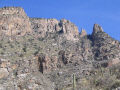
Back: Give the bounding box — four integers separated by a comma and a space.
0, 7, 120, 90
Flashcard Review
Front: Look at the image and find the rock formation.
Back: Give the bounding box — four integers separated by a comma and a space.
80, 28, 87, 37
92, 24, 103, 34
30, 18, 79, 41
0, 7, 120, 90
0, 7, 31, 37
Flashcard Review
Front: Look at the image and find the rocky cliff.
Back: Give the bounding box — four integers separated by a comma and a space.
0, 7, 31, 37
0, 7, 120, 90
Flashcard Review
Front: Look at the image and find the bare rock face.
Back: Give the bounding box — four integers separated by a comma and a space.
59, 19, 79, 41
0, 7, 32, 37
30, 18, 59, 37
30, 18, 79, 41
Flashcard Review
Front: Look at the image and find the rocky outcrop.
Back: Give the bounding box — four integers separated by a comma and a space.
30, 18, 79, 41
0, 7, 32, 38
80, 29, 87, 37
92, 24, 103, 34
59, 19, 79, 41
30, 18, 59, 37
91, 24, 120, 68
0, 7, 79, 41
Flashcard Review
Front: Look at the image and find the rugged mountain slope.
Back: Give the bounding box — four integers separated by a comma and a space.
92, 24, 120, 67
0, 7, 120, 90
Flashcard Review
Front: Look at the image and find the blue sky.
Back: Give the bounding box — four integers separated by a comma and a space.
0, 0, 120, 40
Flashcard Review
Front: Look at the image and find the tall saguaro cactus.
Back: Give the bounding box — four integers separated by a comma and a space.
73, 74, 76, 90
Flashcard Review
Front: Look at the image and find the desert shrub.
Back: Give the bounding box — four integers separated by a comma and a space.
110, 81, 120, 89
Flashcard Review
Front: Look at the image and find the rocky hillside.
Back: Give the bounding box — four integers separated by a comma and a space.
0, 7, 120, 90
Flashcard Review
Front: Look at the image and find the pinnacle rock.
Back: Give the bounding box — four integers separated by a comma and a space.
80, 29, 87, 37
92, 24, 103, 34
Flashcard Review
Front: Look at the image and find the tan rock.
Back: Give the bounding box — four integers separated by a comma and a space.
0, 61, 10, 68
0, 7, 32, 37
30, 18, 79, 41
0, 68, 9, 79
80, 29, 87, 37
30, 18, 59, 38
60, 19, 79, 41
108, 58, 120, 67
11, 64, 17, 70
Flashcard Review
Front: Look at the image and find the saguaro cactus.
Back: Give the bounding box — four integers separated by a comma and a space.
73, 74, 76, 90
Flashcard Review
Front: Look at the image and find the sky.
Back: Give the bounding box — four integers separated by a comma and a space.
0, 0, 120, 40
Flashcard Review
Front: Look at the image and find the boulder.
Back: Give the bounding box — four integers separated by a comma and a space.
0, 68, 9, 79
